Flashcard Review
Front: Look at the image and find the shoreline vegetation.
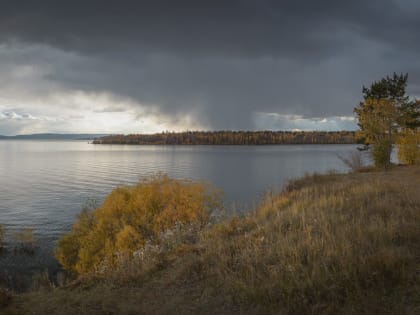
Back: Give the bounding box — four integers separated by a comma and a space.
92, 131, 357, 145
2, 165, 419, 314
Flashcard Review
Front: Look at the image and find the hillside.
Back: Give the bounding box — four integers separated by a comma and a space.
3, 166, 420, 315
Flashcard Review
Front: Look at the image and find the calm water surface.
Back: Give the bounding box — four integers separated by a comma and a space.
0, 140, 361, 281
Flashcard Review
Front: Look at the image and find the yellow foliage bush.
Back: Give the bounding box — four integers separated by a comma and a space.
397, 129, 420, 165
55, 174, 222, 275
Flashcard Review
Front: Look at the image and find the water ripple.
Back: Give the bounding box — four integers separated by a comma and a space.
0, 140, 359, 274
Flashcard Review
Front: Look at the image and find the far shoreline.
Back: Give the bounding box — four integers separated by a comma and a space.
92, 130, 357, 145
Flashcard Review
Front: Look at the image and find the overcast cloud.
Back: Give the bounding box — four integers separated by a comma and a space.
0, 0, 419, 135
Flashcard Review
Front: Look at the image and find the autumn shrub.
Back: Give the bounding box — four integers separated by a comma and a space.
397, 129, 420, 165
55, 174, 223, 275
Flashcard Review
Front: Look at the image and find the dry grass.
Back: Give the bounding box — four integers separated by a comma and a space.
5, 166, 420, 315
13, 228, 37, 254
198, 166, 420, 314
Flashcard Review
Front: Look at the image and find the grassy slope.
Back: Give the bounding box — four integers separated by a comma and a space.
5, 166, 420, 315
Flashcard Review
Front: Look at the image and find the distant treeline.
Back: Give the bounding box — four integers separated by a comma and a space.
93, 131, 356, 145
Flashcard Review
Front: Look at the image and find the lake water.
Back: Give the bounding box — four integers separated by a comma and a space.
0, 141, 362, 285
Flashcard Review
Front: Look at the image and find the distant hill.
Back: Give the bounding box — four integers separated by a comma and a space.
0, 133, 109, 140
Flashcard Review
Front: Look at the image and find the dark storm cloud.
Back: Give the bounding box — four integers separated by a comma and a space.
0, 0, 407, 57
1, 0, 420, 130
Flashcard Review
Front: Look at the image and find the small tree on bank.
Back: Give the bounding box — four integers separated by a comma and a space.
355, 73, 420, 168
354, 98, 398, 168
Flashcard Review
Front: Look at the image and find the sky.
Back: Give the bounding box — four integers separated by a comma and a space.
0, 0, 419, 135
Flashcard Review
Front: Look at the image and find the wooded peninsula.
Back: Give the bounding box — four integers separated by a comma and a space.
93, 130, 356, 145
